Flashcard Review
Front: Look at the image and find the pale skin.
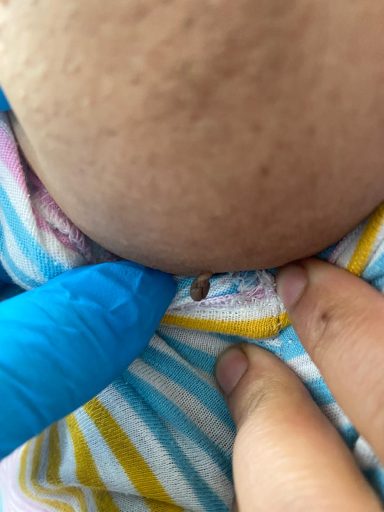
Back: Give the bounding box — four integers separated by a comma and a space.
1, 0, 384, 508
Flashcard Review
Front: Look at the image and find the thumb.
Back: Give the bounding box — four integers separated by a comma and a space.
215, 345, 381, 512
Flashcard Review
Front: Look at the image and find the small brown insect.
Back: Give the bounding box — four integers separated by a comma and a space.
190, 272, 213, 302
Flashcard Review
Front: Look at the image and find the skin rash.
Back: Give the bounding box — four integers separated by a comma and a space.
1, 0, 384, 275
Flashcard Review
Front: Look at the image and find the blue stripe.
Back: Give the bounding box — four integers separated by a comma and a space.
364, 468, 384, 501
373, 274, 384, 292
0, 244, 41, 288
141, 345, 234, 430
0, 260, 10, 284
0, 183, 67, 276
318, 244, 338, 260
277, 326, 307, 361
305, 377, 335, 407
0, 284, 23, 300
0, 221, 40, 287
341, 425, 359, 449
125, 370, 233, 480
175, 277, 195, 300
217, 333, 248, 346
113, 378, 230, 512
363, 250, 384, 282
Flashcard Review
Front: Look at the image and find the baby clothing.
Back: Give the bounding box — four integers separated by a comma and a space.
0, 111, 383, 511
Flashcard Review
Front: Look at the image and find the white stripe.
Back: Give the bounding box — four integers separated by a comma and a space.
321, 403, 351, 431
168, 293, 282, 322
57, 419, 79, 489
160, 326, 234, 356
288, 353, 322, 382
111, 493, 150, 512
354, 437, 380, 470
331, 225, 363, 267
0, 160, 83, 275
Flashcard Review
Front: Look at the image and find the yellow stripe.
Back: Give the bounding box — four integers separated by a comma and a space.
162, 311, 290, 338
145, 502, 183, 512
347, 204, 384, 276
45, 424, 88, 512
65, 414, 121, 512
19, 424, 116, 512
19, 436, 74, 512
83, 399, 182, 512
46, 425, 62, 483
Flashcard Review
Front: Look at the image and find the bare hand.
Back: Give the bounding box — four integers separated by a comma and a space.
216, 259, 383, 511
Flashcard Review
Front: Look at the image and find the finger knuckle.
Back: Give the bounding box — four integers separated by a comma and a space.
240, 376, 286, 422
305, 301, 356, 365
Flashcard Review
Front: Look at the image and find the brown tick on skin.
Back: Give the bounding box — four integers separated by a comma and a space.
190, 272, 213, 302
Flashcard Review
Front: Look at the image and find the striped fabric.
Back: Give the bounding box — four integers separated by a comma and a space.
0, 111, 383, 511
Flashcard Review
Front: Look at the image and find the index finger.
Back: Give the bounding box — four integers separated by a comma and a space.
277, 259, 384, 462
0, 262, 175, 458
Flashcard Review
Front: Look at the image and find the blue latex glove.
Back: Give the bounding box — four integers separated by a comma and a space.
0, 89, 11, 112
0, 261, 176, 459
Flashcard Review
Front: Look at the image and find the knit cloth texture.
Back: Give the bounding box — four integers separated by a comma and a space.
0, 112, 383, 511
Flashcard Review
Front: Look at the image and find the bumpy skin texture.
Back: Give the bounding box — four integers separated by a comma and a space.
1, 1, 384, 274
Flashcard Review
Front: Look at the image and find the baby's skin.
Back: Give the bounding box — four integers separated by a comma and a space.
1, 0, 384, 274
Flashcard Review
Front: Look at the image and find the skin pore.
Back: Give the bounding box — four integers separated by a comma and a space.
1, 1, 384, 275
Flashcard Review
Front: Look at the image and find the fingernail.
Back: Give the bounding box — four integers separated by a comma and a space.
276, 263, 308, 309
216, 347, 249, 396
